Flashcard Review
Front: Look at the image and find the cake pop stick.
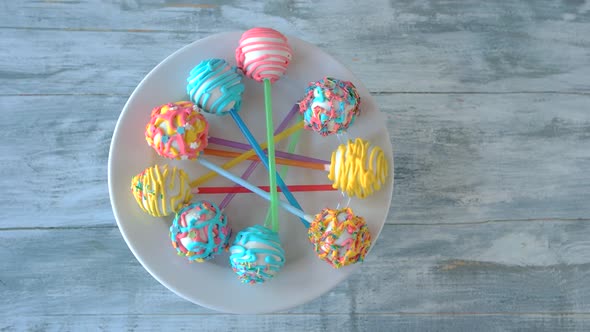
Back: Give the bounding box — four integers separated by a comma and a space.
190, 120, 303, 187
187, 57, 304, 226
263, 79, 280, 231
218, 101, 299, 211
204, 147, 326, 171
265, 115, 302, 228
206, 137, 391, 199
209, 135, 328, 164
131, 164, 335, 217
199, 159, 305, 225
197, 184, 335, 195
198, 158, 372, 268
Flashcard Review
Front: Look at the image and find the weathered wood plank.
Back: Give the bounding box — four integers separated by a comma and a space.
3, 221, 590, 318
2, 93, 589, 228
3, 313, 590, 332
387, 93, 590, 224
2, 0, 590, 94
3, 0, 590, 329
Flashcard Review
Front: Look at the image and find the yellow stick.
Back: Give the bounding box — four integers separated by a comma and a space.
190, 120, 304, 187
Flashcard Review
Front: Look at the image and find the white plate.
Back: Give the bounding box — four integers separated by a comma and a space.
108, 31, 394, 314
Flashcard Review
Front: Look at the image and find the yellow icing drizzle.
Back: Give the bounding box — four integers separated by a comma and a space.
131, 165, 192, 217
328, 138, 389, 199
145, 101, 209, 160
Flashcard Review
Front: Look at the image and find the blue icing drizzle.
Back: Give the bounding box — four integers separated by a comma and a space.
169, 201, 231, 262
229, 224, 286, 284
300, 77, 360, 135
187, 58, 245, 115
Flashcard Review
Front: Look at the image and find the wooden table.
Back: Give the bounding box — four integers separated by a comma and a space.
2, 1, 590, 330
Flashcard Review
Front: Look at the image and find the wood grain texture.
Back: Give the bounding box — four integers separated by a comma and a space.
1, 0, 590, 94
4, 314, 590, 332
1, 93, 588, 228
3, 0, 590, 330
4, 222, 590, 315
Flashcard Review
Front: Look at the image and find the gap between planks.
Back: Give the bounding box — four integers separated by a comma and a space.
2, 218, 590, 231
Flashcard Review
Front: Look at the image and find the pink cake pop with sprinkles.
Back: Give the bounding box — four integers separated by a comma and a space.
145, 101, 209, 160
235, 27, 292, 83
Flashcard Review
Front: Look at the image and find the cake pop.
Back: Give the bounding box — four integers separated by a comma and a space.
328, 138, 388, 199
187, 59, 245, 115
145, 101, 209, 160
131, 164, 192, 217
298, 77, 361, 136
308, 207, 371, 268
235, 27, 292, 83
229, 224, 286, 284
170, 200, 232, 262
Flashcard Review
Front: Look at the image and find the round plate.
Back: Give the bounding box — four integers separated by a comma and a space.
108, 31, 394, 314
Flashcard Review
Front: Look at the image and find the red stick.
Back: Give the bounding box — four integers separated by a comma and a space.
197, 184, 336, 194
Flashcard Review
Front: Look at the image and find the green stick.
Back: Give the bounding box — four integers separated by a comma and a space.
263, 79, 280, 232
265, 116, 302, 228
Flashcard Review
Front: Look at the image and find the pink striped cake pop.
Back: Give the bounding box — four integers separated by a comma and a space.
235, 27, 292, 83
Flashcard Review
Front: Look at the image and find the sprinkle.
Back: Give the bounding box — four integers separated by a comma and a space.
298, 77, 361, 136
169, 201, 231, 262
307, 208, 371, 268
145, 101, 209, 160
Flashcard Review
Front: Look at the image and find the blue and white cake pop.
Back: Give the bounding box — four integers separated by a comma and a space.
229, 224, 285, 284
170, 201, 232, 262
187, 58, 245, 115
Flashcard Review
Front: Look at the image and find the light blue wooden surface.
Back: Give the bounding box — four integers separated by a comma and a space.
2, 1, 590, 331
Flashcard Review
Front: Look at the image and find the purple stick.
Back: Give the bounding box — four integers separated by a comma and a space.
208, 107, 329, 165
219, 104, 300, 210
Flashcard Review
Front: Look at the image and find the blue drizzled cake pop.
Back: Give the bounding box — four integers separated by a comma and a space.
229, 224, 285, 284
170, 201, 232, 262
298, 77, 361, 136
187, 58, 245, 115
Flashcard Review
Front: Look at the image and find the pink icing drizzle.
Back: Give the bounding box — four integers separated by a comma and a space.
145, 101, 209, 160
235, 27, 292, 83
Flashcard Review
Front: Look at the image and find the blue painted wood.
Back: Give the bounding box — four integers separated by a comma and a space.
2, 0, 590, 330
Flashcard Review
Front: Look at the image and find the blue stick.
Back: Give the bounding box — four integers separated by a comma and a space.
229, 109, 308, 226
